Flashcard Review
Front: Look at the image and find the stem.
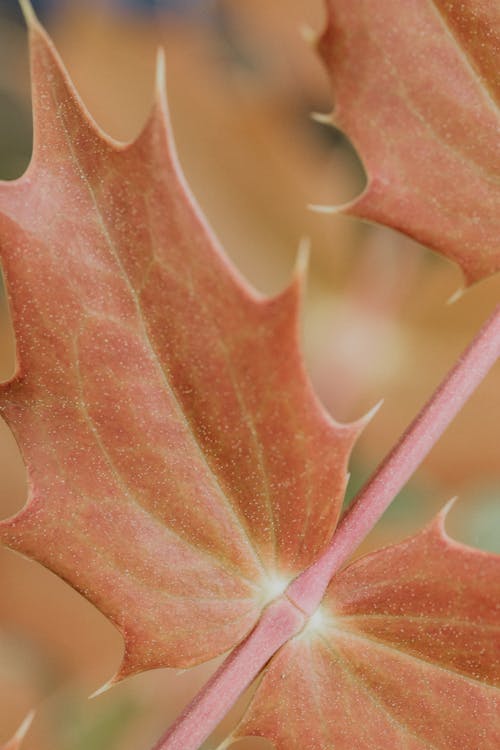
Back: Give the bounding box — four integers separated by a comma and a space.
287, 302, 500, 613
153, 303, 500, 750
153, 598, 305, 750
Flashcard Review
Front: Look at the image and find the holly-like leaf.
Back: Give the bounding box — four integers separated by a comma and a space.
0, 12, 362, 681
235, 505, 500, 748
318, 0, 500, 284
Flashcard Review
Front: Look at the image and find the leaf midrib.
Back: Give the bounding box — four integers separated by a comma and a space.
42, 59, 270, 585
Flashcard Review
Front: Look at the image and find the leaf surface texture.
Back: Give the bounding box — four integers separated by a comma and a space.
320, 0, 500, 283
0, 20, 359, 678
236, 508, 500, 748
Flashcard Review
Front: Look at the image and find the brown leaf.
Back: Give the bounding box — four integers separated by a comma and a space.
0, 14, 360, 681
235, 505, 500, 748
319, 0, 500, 284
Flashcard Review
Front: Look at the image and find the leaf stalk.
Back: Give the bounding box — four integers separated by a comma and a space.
153, 302, 500, 750
152, 598, 305, 750
287, 301, 500, 613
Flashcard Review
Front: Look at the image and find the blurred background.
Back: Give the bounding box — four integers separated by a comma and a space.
0, 0, 499, 748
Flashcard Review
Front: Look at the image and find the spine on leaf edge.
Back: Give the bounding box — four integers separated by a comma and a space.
154, 304, 500, 748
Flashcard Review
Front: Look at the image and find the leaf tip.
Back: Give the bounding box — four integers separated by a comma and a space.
88, 677, 116, 700
154, 46, 168, 111
299, 23, 320, 47
446, 286, 465, 306
18, 0, 38, 29
2, 711, 35, 750
429, 497, 458, 536
308, 202, 338, 215
354, 398, 384, 432
310, 111, 335, 127
294, 235, 310, 280
365, 398, 384, 422
438, 496, 458, 521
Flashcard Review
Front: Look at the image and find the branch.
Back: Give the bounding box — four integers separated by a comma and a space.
287, 302, 500, 613
152, 302, 500, 749
152, 598, 305, 750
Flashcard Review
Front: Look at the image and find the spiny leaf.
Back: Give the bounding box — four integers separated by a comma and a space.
318, 0, 500, 284
235, 505, 500, 748
0, 13, 361, 681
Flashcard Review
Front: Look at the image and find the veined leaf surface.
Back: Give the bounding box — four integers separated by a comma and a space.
236, 506, 500, 748
0, 16, 360, 679
319, 0, 500, 284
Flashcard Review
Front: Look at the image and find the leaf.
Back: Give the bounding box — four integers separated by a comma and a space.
318, 0, 500, 284
0, 13, 362, 680
234, 505, 500, 749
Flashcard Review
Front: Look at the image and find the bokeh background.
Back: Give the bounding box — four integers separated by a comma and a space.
0, 1, 499, 748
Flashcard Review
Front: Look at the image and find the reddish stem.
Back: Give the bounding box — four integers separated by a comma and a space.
287, 302, 500, 613
153, 303, 500, 750
152, 598, 305, 750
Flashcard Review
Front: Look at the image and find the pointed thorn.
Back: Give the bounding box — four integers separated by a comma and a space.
362, 398, 384, 425
351, 399, 384, 435
18, 0, 38, 28
295, 236, 311, 279
155, 46, 168, 110
423, 497, 458, 539
12, 711, 35, 746
308, 203, 338, 215
89, 676, 116, 699
447, 286, 464, 305
300, 23, 319, 46
311, 111, 334, 126
427, 497, 459, 539
437, 496, 458, 523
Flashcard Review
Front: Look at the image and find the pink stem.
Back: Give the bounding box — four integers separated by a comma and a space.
287, 302, 500, 613
153, 303, 500, 750
153, 598, 305, 750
